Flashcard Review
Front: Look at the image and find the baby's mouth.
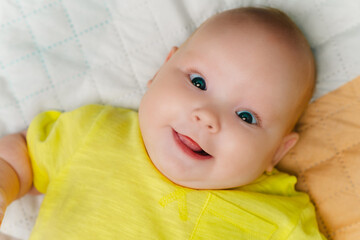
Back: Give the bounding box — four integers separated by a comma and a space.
173, 130, 212, 159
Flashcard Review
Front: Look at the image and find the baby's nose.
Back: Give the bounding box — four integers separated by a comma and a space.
191, 108, 220, 133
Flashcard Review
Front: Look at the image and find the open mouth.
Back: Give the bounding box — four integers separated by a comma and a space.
172, 129, 212, 160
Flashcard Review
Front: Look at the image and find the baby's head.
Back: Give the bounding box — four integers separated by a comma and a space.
138, 7, 315, 189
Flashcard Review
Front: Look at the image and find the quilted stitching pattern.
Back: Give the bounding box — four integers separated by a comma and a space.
279, 76, 360, 240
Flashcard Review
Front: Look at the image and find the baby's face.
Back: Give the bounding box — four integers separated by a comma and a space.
139, 16, 311, 189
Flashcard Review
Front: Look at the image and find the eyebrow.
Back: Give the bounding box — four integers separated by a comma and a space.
184, 65, 208, 81
181, 50, 213, 80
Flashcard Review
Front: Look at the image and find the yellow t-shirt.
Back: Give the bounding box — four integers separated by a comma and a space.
27, 104, 325, 239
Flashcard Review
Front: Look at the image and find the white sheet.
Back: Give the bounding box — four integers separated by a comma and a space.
1, 0, 360, 239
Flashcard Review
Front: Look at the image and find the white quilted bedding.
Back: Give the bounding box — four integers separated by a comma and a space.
0, 0, 360, 239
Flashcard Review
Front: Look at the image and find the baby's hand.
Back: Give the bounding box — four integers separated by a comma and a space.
0, 155, 22, 227
0, 131, 33, 227
0, 189, 6, 226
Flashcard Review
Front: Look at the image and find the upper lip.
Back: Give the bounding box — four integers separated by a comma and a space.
172, 129, 212, 160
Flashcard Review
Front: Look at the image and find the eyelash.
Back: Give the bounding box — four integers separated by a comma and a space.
189, 73, 207, 90
251, 112, 261, 126
236, 110, 261, 126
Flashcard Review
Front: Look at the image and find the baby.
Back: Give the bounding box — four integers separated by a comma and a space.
0, 7, 325, 239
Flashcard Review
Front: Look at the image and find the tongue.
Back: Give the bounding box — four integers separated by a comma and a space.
178, 134, 203, 152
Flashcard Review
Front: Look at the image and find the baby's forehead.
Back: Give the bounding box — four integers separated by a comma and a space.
196, 8, 306, 49
197, 9, 315, 94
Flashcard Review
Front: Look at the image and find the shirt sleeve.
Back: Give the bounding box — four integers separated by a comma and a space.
27, 104, 108, 193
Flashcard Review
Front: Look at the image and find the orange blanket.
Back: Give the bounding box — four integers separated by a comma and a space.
279, 76, 360, 240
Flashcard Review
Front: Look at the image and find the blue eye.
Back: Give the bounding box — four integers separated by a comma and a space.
236, 111, 257, 125
190, 74, 207, 90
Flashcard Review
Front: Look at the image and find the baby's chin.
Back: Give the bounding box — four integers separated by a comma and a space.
155, 167, 245, 190
173, 180, 245, 190
150, 162, 208, 189
146, 143, 261, 190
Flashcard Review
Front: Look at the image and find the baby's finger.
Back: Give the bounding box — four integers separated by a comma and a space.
0, 190, 6, 226
0, 207, 4, 226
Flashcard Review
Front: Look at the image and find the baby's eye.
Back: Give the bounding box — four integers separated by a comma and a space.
236, 111, 257, 125
190, 74, 207, 90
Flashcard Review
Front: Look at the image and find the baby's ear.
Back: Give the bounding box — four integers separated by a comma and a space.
147, 79, 154, 88
266, 132, 299, 172
148, 46, 179, 88
165, 46, 178, 62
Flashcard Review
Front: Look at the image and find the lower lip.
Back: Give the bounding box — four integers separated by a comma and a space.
172, 129, 212, 160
